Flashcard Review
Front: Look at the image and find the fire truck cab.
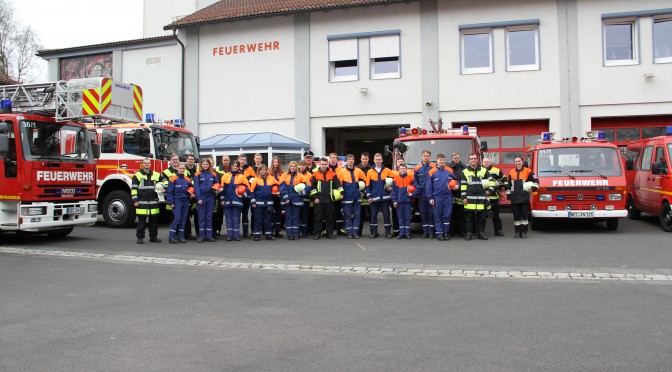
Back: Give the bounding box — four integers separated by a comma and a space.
89, 116, 199, 228
527, 131, 627, 231
624, 126, 672, 232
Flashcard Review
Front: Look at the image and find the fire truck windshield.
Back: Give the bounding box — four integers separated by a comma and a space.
400, 138, 475, 167
536, 146, 622, 177
19, 120, 92, 162
154, 129, 199, 161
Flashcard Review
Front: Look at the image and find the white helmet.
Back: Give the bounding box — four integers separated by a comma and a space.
154, 183, 165, 194
358, 181, 366, 191
385, 177, 394, 187
294, 183, 306, 194
481, 179, 491, 189
523, 181, 535, 192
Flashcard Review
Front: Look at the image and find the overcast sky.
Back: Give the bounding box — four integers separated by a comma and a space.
10, 0, 144, 81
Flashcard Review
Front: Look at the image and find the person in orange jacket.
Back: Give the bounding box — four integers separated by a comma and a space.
220, 160, 251, 241
391, 163, 415, 239
366, 153, 395, 239
250, 164, 280, 241
279, 161, 311, 240
338, 154, 368, 239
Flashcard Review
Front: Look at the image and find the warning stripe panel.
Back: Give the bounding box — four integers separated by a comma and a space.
133, 86, 143, 120
101, 78, 112, 113
82, 88, 101, 115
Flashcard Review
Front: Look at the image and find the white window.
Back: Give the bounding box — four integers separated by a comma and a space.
369, 35, 400, 79
603, 18, 638, 66
461, 30, 493, 74
329, 39, 358, 82
654, 17, 672, 63
506, 26, 539, 71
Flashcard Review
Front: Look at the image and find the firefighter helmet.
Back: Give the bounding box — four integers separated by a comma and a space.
187, 186, 195, 195
358, 180, 366, 191
407, 184, 416, 194
154, 183, 165, 194
271, 185, 280, 195
481, 179, 491, 189
385, 177, 394, 187
448, 179, 459, 190
523, 181, 535, 192
236, 185, 247, 197
294, 183, 306, 194
211, 183, 221, 193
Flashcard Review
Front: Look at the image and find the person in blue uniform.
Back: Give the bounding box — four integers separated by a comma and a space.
167, 163, 193, 244
391, 163, 414, 239
427, 154, 458, 241
193, 158, 219, 242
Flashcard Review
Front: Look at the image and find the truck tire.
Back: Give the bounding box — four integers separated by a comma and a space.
47, 227, 74, 238
102, 190, 136, 228
606, 218, 619, 231
660, 202, 672, 232
529, 216, 541, 231
626, 195, 641, 220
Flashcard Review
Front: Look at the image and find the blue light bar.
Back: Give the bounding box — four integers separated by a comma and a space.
400, 127, 406, 135
462, 125, 469, 134
597, 131, 606, 140
596, 195, 606, 201
145, 113, 156, 123
556, 195, 565, 201
0, 99, 11, 110
542, 132, 552, 142
667, 126, 672, 136
174, 119, 184, 127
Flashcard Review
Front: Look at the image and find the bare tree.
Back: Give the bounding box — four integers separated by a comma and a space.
0, 0, 41, 83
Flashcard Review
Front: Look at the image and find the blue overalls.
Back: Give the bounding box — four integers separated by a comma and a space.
221, 171, 248, 240
194, 170, 218, 240
413, 161, 435, 236
251, 175, 277, 239
167, 174, 192, 242
280, 171, 309, 239
391, 173, 414, 238
426, 166, 457, 239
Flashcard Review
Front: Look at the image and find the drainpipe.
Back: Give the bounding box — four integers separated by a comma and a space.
172, 28, 185, 121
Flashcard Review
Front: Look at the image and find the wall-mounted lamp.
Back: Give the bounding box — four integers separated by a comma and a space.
644, 73, 655, 79
359, 87, 368, 94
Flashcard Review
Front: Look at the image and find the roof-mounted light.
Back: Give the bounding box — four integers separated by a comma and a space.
0, 99, 11, 113
411, 128, 419, 135
145, 113, 156, 123
542, 132, 552, 143
462, 125, 469, 135
572, 136, 578, 142
174, 119, 184, 128
597, 131, 606, 142
400, 127, 407, 137
666, 126, 672, 136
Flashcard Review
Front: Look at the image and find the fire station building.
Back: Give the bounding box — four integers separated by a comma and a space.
39, 0, 672, 169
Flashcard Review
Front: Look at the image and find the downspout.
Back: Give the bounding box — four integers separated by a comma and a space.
172, 28, 185, 121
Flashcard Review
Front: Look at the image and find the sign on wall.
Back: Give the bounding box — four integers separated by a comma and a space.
60, 53, 113, 80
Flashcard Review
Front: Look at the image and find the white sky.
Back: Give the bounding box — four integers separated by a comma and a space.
10, 0, 144, 81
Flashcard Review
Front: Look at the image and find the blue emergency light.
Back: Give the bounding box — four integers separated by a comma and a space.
0, 99, 12, 113
542, 132, 552, 143
400, 127, 406, 135
666, 126, 672, 136
462, 125, 469, 135
174, 119, 184, 128
145, 113, 156, 123
597, 131, 606, 141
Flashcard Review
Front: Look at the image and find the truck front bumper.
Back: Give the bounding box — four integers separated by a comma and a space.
16, 201, 98, 232
531, 210, 628, 218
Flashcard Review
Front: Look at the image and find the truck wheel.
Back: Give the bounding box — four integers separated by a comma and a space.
660, 202, 672, 232
47, 227, 74, 238
529, 216, 541, 231
102, 190, 136, 228
626, 196, 641, 220
606, 219, 619, 231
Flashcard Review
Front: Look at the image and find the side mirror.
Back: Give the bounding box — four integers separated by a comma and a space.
392, 140, 402, 149
480, 141, 488, 152
0, 134, 8, 153
91, 143, 101, 159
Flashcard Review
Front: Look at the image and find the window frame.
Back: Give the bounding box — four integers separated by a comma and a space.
653, 16, 672, 64
603, 17, 639, 66
328, 38, 359, 82
460, 28, 494, 74
505, 25, 540, 71
369, 35, 401, 80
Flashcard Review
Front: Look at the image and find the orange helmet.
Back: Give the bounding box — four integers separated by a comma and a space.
271, 185, 280, 194
407, 184, 416, 194
187, 186, 195, 195
211, 183, 221, 191
448, 179, 459, 190
235, 185, 247, 197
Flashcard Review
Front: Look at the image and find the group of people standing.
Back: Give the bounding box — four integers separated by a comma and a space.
131, 149, 538, 243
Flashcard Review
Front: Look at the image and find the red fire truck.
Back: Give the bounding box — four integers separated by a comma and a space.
624, 126, 672, 232
88, 116, 199, 228
526, 131, 627, 231
0, 78, 132, 236
391, 121, 487, 221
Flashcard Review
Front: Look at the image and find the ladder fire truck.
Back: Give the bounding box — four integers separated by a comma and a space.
390, 119, 488, 222
88, 115, 199, 228
526, 131, 627, 231
0, 77, 140, 236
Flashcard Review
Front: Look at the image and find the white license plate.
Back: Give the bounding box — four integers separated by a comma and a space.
569, 211, 593, 218
67, 207, 86, 214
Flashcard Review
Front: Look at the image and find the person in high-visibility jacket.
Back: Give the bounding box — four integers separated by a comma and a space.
132, 158, 162, 244
220, 160, 251, 241
193, 158, 219, 242
250, 164, 280, 241
270, 157, 285, 238
297, 160, 313, 237
166, 163, 194, 244
482, 157, 508, 237
449, 152, 467, 237
184, 154, 199, 240
357, 152, 373, 237
507, 156, 538, 239
427, 154, 459, 241
460, 153, 494, 241
338, 154, 368, 239
160, 153, 181, 212
413, 150, 436, 238
213, 155, 231, 236
309, 157, 343, 240
238, 154, 257, 239
280, 161, 311, 240
366, 153, 395, 239
391, 163, 415, 239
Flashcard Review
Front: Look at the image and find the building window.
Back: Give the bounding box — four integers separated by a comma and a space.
506, 26, 539, 71
654, 17, 672, 63
329, 39, 358, 82
461, 30, 493, 74
603, 19, 638, 66
369, 35, 400, 79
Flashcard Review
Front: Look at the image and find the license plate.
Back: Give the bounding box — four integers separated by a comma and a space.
569, 211, 593, 218
67, 207, 86, 214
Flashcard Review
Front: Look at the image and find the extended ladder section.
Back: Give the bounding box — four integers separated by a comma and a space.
0, 77, 143, 123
